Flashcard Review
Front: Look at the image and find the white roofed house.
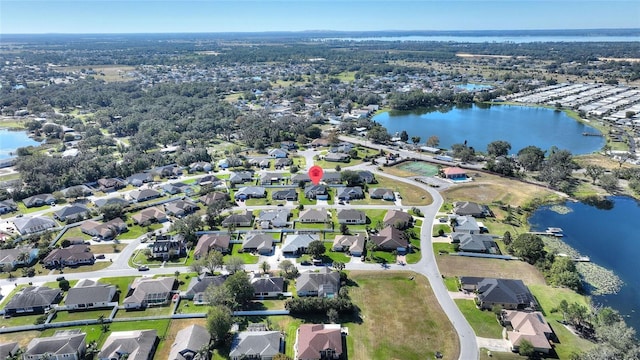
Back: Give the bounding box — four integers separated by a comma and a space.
281, 234, 319, 256
257, 208, 290, 228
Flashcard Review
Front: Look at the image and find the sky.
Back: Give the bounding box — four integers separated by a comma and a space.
1, 0, 639, 34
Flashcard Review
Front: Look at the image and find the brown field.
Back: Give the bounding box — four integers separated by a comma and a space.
155, 318, 208, 360
376, 174, 433, 206
598, 57, 640, 63
58, 65, 136, 82
575, 153, 633, 170
0, 330, 40, 347
348, 271, 459, 360
441, 172, 560, 207
436, 256, 546, 286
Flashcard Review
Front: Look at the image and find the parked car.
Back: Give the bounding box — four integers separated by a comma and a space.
138, 265, 149, 271
56, 276, 65, 281
96, 254, 106, 259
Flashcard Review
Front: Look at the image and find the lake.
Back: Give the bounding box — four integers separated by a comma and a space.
373, 104, 605, 155
0, 128, 40, 159
322, 35, 640, 43
529, 196, 640, 332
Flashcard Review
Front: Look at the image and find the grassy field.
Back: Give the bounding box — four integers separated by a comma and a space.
57, 65, 136, 82
436, 256, 547, 286
375, 174, 433, 206
115, 305, 174, 319
347, 271, 459, 360
454, 299, 503, 338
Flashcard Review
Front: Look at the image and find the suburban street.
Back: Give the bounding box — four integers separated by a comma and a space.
0, 145, 480, 360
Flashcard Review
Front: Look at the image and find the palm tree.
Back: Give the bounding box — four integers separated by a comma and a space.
260, 261, 270, 274
17, 252, 30, 265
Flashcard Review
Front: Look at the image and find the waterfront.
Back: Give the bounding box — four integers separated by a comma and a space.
373, 104, 605, 155
0, 129, 40, 160
529, 196, 640, 332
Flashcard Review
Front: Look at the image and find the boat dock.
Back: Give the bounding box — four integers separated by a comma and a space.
557, 253, 591, 262
529, 227, 564, 237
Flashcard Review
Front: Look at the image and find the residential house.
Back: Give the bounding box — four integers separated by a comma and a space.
451, 233, 499, 254
324, 153, 350, 163
453, 201, 491, 218
296, 324, 343, 360
502, 310, 554, 354
268, 148, 288, 158
257, 209, 290, 228
0, 199, 17, 214
260, 172, 284, 185
168, 325, 211, 360
249, 157, 271, 169
459, 277, 537, 310
0, 245, 38, 269
282, 234, 319, 256
0, 343, 19, 360
337, 209, 366, 225
132, 206, 167, 225
123, 277, 176, 309
241, 233, 273, 255
292, 173, 311, 184
357, 170, 376, 184
129, 189, 161, 203
280, 141, 297, 150
332, 234, 366, 257
234, 186, 266, 200
189, 161, 213, 173
3, 285, 62, 315
80, 218, 127, 239
63, 279, 117, 310
60, 185, 93, 198
194, 234, 231, 259
229, 331, 283, 360
251, 276, 285, 298
126, 173, 154, 186
97, 330, 158, 360
272, 188, 298, 201
43, 244, 94, 268
296, 268, 340, 297
321, 172, 342, 184
441, 167, 467, 180
97, 178, 126, 192
24, 331, 86, 360
161, 183, 194, 195
274, 158, 292, 169
228, 171, 254, 185
13, 216, 57, 235
93, 197, 129, 209
164, 199, 199, 217
199, 192, 229, 206
53, 204, 90, 222
298, 209, 329, 223
222, 210, 253, 227
22, 193, 56, 208
453, 215, 481, 234
154, 164, 183, 178
311, 138, 329, 147
369, 188, 395, 201
330, 142, 353, 154
336, 187, 364, 201
185, 275, 227, 304
196, 174, 223, 186
304, 185, 329, 200
369, 226, 409, 252
218, 157, 242, 169
383, 209, 413, 229
151, 235, 186, 260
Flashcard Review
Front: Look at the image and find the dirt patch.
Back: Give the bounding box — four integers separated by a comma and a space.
436, 255, 546, 286
0, 330, 40, 347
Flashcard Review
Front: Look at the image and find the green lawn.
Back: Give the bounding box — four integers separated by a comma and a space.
115, 305, 173, 319
51, 309, 113, 323
433, 224, 451, 236
405, 238, 421, 264
40, 319, 171, 347
433, 242, 456, 254
121, 223, 162, 239
375, 175, 433, 206
454, 299, 503, 339
370, 250, 396, 264
225, 243, 260, 264
0, 313, 44, 327
443, 277, 460, 291
175, 300, 209, 314
98, 276, 137, 303
58, 226, 91, 242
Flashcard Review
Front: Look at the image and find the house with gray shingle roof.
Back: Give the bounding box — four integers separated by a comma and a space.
282, 234, 319, 256
303, 184, 329, 200
3, 285, 62, 316
43, 244, 95, 268
168, 325, 211, 360
257, 209, 290, 228
64, 279, 117, 310
164, 199, 199, 217
123, 277, 176, 309
229, 331, 283, 360
454, 201, 491, 218
194, 234, 231, 259
251, 276, 285, 298
332, 234, 366, 257
0, 199, 17, 214
453, 215, 481, 234
53, 204, 90, 222
24, 331, 86, 360
296, 268, 340, 297
235, 186, 266, 200
459, 277, 537, 310
336, 186, 364, 200
222, 210, 253, 227
185, 275, 227, 304
0, 245, 37, 269
0, 342, 19, 360
229, 171, 253, 184
298, 209, 329, 223
369, 188, 395, 201
129, 189, 161, 203
97, 330, 157, 360
93, 197, 129, 208
369, 226, 408, 252
242, 233, 273, 255
383, 209, 413, 229
199, 191, 229, 206
13, 216, 57, 235
451, 233, 499, 253
80, 218, 127, 239
272, 188, 298, 201
22, 193, 55, 208
337, 209, 366, 224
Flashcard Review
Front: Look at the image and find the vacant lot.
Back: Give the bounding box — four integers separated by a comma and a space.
347, 271, 459, 360
436, 256, 546, 286
376, 175, 433, 206
441, 173, 560, 207
58, 65, 136, 82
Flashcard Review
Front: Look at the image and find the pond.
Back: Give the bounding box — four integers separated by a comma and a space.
529, 196, 640, 332
373, 104, 605, 155
0, 128, 40, 159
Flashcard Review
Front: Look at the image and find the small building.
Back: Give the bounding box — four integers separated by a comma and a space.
234, 186, 266, 200
304, 185, 329, 200
53, 204, 90, 222
222, 210, 254, 227
132, 206, 167, 225
442, 167, 467, 180
199, 191, 229, 206
0, 199, 18, 214
129, 189, 161, 203
453, 201, 491, 218
336, 187, 364, 201
257, 209, 290, 228
164, 199, 199, 217
369, 188, 395, 201
296, 324, 343, 360
80, 218, 127, 239
383, 209, 413, 229
272, 188, 298, 201
97, 330, 158, 360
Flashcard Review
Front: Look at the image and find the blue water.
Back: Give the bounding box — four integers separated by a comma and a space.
323, 35, 640, 43
0, 129, 40, 159
373, 104, 605, 155
456, 84, 493, 91
529, 196, 640, 332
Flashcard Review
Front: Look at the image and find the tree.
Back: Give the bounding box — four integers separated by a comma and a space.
327, 308, 339, 323
58, 279, 70, 291
585, 165, 606, 184
503, 231, 512, 246
399, 130, 409, 142
332, 261, 345, 271
599, 174, 619, 192
411, 136, 421, 145
517, 146, 545, 171
539, 148, 576, 189
426, 135, 440, 148
204, 250, 224, 274
518, 339, 535, 358
206, 305, 232, 345
507, 233, 545, 265
339, 223, 349, 235
260, 261, 271, 274
190, 258, 204, 274
486, 140, 511, 158
171, 214, 204, 245
224, 256, 245, 274
278, 259, 295, 276
340, 170, 361, 186
101, 204, 126, 221
205, 284, 236, 309
206, 200, 230, 228
225, 271, 254, 308
272, 354, 293, 360
307, 240, 326, 259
